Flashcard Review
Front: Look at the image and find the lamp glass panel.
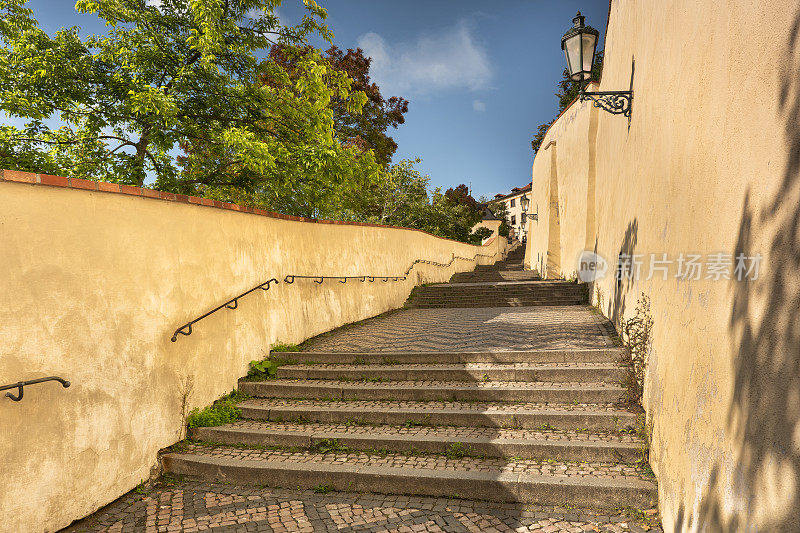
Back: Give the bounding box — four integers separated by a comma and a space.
564, 33, 582, 79
563, 48, 573, 78
581, 33, 598, 79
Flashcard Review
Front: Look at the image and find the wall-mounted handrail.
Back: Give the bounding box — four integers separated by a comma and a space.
1, 376, 71, 402
171, 278, 278, 341
171, 244, 507, 342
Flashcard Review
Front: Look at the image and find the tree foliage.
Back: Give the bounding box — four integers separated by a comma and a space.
0, 0, 378, 197
356, 159, 488, 244
531, 51, 604, 154
268, 45, 408, 165
0, 0, 488, 245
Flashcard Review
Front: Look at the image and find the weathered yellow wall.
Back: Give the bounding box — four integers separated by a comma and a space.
472, 219, 502, 244
526, 0, 800, 530
0, 177, 507, 533
527, 137, 552, 276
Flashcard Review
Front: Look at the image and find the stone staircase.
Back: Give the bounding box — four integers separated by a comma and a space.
448, 243, 539, 283
406, 245, 587, 309
161, 249, 657, 512
405, 281, 589, 308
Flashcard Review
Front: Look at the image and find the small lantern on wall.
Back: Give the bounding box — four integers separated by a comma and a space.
561, 12, 598, 83
560, 12, 632, 118
520, 195, 530, 213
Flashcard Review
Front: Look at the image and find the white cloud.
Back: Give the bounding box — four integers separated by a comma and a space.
357, 20, 491, 96
472, 99, 486, 112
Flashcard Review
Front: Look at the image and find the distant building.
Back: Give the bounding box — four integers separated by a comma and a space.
492, 183, 532, 241
471, 205, 502, 244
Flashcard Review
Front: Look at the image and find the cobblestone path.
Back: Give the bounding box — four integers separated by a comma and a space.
300, 306, 614, 352
65, 481, 661, 532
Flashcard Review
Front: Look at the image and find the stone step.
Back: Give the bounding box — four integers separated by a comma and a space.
448, 277, 542, 283
474, 261, 524, 269
238, 380, 625, 404
277, 349, 625, 365
414, 290, 585, 297
162, 444, 657, 509
459, 267, 527, 274
406, 298, 586, 306
191, 420, 643, 462
238, 399, 638, 431
410, 290, 586, 298
407, 301, 586, 309
275, 363, 625, 383
409, 295, 586, 303
425, 280, 579, 288
447, 281, 543, 285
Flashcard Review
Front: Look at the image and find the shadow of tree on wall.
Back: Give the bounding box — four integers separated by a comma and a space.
610, 219, 638, 327
692, 7, 800, 531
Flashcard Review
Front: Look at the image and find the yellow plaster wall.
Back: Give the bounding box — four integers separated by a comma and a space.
471, 219, 502, 244
0, 180, 507, 533
526, 0, 800, 530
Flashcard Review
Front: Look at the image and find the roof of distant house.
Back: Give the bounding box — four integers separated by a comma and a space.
493, 183, 531, 201
480, 205, 500, 221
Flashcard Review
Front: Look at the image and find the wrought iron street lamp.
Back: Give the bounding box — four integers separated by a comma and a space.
561, 12, 632, 117
520, 195, 530, 212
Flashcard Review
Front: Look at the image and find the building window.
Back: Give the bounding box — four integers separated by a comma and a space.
511, 215, 516, 225
510, 199, 515, 208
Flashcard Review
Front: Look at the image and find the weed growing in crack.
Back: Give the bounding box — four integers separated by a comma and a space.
633, 413, 655, 474
313, 438, 349, 454
244, 353, 297, 381
186, 389, 248, 429
134, 481, 149, 496
445, 442, 470, 459
313, 483, 334, 494
271, 343, 300, 353
619, 506, 661, 530
620, 293, 653, 407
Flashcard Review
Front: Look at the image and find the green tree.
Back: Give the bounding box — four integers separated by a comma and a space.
352, 160, 491, 244
531, 50, 604, 154
355, 158, 431, 226
267, 45, 408, 166
431, 184, 484, 244
0, 0, 378, 197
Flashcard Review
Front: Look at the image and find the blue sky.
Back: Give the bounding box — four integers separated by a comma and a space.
18, 0, 607, 200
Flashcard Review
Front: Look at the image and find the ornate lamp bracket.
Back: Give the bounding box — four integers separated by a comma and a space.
579, 89, 633, 118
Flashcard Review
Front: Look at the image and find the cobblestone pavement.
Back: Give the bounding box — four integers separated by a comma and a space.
245, 398, 625, 414
65, 480, 662, 532
227, 420, 641, 444
270, 379, 622, 389
282, 363, 619, 369
301, 307, 614, 353
177, 444, 654, 482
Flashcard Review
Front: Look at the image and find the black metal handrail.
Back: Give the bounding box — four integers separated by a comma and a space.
1, 376, 71, 402
171, 278, 279, 341
171, 246, 506, 342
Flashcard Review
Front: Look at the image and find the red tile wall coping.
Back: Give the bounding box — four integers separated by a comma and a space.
1, 169, 498, 249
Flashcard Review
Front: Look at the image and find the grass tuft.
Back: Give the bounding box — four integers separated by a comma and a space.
186, 389, 248, 429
